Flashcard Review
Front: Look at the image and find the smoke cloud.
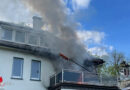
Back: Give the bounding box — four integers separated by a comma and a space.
22, 0, 93, 71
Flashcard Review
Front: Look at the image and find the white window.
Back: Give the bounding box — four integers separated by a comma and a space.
30, 60, 41, 80
28, 34, 38, 45
12, 57, 23, 79
15, 31, 25, 43
2, 29, 13, 40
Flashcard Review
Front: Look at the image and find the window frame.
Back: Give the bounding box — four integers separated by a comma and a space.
28, 34, 39, 45
15, 30, 26, 43
11, 57, 24, 79
30, 60, 41, 81
1, 29, 13, 41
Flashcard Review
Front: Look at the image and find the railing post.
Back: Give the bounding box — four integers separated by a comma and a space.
100, 74, 102, 84
62, 69, 64, 83
25, 32, 28, 44
0, 27, 2, 39
12, 30, 15, 42
82, 72, 84, 83
55, 74, 56, 85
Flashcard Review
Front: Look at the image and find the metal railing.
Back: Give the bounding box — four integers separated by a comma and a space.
50, 69, 84, 86
50, 69, 118, 87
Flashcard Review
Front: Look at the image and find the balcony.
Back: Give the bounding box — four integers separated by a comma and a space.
50, 69, 118, 87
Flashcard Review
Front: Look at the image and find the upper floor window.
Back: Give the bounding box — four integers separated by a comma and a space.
2, 29, 12, 40
0, 28, 44, 47
30, 60, 41, 80
12, 57, 24, 79
28, 34, 38, 45
15, 31, 25, 43
124, 68, 129, 76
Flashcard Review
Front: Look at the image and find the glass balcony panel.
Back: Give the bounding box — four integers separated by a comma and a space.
63, 70, 82, 82
56, 72, 62, 83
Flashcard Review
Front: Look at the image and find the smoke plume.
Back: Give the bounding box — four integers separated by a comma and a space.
22, 0, 93, 71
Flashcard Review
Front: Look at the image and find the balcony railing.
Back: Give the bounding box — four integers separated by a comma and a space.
50, 69, 84, 86
50, 69, 118, 87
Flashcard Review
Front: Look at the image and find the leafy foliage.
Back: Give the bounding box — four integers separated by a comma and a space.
97, 50, 125, 77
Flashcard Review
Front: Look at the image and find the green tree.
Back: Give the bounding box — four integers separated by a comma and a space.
110, 50, 125, 76
97, 50, 125, 76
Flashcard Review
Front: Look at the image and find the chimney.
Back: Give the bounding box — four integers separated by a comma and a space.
33, 16, 43, 30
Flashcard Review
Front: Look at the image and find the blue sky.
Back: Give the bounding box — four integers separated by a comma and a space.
89, 0, 130, 56
64, 0, 130, 57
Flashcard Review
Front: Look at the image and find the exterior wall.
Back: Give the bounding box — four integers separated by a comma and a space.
0, 47, 55, 90
119, 67, 130, 87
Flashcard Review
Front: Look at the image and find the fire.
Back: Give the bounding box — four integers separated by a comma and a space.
77, 82, 83, 84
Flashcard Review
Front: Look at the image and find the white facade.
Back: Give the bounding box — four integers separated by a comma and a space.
0, 19, 56, 90
0, 47, 55, 90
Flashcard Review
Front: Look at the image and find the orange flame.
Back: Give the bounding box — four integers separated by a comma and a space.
77, 82, 83, 84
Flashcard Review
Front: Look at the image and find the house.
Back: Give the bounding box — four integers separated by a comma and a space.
0, 16, 58, 90
119, 61, 130, 88
0, 16, 120, 90
119, 61, 130, 80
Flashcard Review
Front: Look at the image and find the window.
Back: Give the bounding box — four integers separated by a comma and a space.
124, 68, 129, 76
124, 68, 126, 75
12, 57, 23, 79
40, 36, 48, 47
2, 29, 12, 40
28, 34, 38, 45
15, 31, 25, 43
30, 60, 41, 80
